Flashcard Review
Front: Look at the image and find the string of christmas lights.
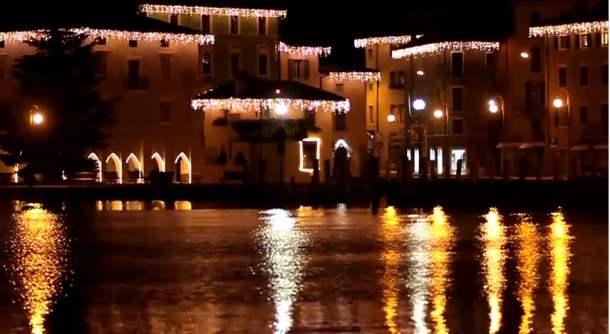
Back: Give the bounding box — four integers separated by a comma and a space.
139, 4, 287, 18
529, 20, 609, 37
354, 35, 411, 48
0, 28, 214, 45
330, 72, 380, 82
392, 41, 499, 58
191, 98, 350, 113
277, 42, 331, 57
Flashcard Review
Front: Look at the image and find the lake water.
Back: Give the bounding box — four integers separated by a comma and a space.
0, 201, 606, 333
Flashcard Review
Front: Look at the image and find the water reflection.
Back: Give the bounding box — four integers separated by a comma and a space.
406, 211, 431, 334
514, 214, 541, 334
6, 205, 70, 334
549, 210, 571, 334
480, 208, 507, 334
380, 206, 402, 334
256, 209, 309, 334
174, 201, 192, 210
429, 207, 454, 334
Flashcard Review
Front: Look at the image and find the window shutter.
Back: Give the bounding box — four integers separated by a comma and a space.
595, 32, 602, 46
287, 59, 294, 79
303, 60, 310, 79
566, 35, 571, 48
553, 36, 559, 49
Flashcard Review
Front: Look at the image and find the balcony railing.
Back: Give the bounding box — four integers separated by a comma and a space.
230, 118, 308, 142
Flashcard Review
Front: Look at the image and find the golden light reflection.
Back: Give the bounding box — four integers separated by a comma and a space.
549, 210, 571, 334
256, 209, 309, 334
7, 205, 70, 334
380, 206, 402, 334
429, 206, 454, 334
514, 214, 541, 334
480, 208, 507, 334
406, 210, 431, 334
125, 201, 144, 211
175, 201, 192, 210
106, 200, 123, 211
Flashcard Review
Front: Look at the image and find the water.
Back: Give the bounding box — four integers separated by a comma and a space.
0, 201, 606, 333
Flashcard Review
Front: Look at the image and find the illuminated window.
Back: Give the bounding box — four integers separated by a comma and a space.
288, 59, 310, 79
557, 36, 568, 50
579, 34, 591, 48
602, 33, 609, 46
300, 139, 320, 172
450, 149, 466, 175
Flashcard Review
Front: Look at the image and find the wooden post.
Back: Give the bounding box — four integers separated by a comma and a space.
324, 159, 331, 184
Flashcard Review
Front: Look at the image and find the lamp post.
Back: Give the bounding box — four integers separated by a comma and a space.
275, 104, 287, 183
553, 90, 571, 178
413, 98, 426, 177
489, 96, 505, 175
434, 102, 448, 177
30, 105, 43, 128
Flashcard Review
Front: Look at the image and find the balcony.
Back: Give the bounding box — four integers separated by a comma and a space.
230, 118, 308, 143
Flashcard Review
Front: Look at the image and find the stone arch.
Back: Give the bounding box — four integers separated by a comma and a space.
105, 153, 122, 184
151, 152, 165, 172
87, 152, 102, 182
126, 153, 142, 172
174, 152, 191, 184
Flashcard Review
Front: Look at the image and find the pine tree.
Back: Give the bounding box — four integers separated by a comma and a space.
0, 29, 115, 181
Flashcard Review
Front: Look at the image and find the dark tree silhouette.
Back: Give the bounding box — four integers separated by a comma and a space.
0, 30, 115, 181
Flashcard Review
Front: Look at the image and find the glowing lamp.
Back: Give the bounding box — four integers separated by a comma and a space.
520, 52, 529, 58
416, 70, 424, 75
413, 99, 426, 111
553, 99, 563, 108
387, 114, 396, 122
489, 104, 499, 113
275, 104, 287, 115
32, 113, 43, 124
434, 110, 443, 118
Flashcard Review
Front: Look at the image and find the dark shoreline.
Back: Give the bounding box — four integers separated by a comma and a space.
1, 179, 607, 212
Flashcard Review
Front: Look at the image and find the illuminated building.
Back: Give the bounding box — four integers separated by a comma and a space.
508, 0, 608, 178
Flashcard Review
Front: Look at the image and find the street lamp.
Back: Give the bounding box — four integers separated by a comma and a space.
434, 103, 449, 177
275, 104, 287, 117
416, 70, 424, 75
520, 52, 529, 58
412, 98, 426, 177
29, 105, 43, 126
32, 113, 43, 124
488, 96, 505, 175
554, 89, 571, 178
387, 114, 395, 122
433, 109, 443, 118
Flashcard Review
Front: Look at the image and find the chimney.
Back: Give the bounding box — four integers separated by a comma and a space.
233, 70, 247, 95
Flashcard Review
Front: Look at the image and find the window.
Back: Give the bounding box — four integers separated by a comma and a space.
579, 105, 588, 125
602, 64, 608, 85
160, 40, 169, 47
170, 14, 178, 25
397, 104, 404, 123
525, 81, 545, 109
201, 15, 211, 34
0, 41, 5, 48
288, 59, 310, 79
557, 36, 569, 50
451, 87, 464, 111
258, 53, 268, 76
368, 106, 374, 124
335, 113, 347, 131
389, 71, 404, 88
579, 65, 588, 87
230, 52, 240, 74
368, 82, 373, 91
451, 118, 464, 135
367, 48, 373, 59
485, 52, 496, 70
529, 12, 541, 26
128, 40, 138, 48
160, 102, 171, 124
230, 16, 239, 34
300, 140, 319, 171
578, 34, 591, 48
96, 37, 106, 45
558, 67, 567, 88
603, 32, 609, 46
257, 17, 266, 35
128, 59, 140, 89
530, 46, 541, 73
451, 52, 464, 76
202, 53, 212, 74
390, 104, 397, 121
556, 106, 569, 127
335, 83, 344, 92
304, 108, 315, 128
450, 149, 467, 175
94, 52, 108, 77
0, 56, 6, 79
160, 54, 171, 79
